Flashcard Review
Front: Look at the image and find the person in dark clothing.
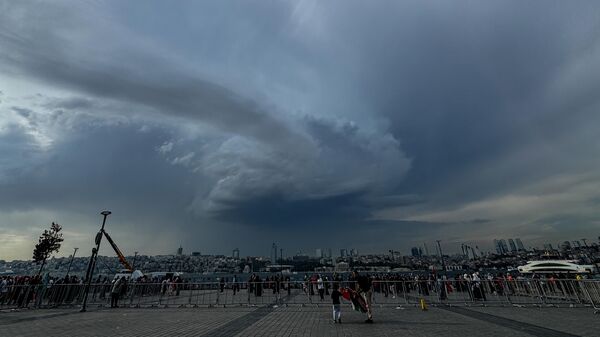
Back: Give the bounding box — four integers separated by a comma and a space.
351, 271, 373, 323
331, 284, 342, 323
110, 277, 124, 308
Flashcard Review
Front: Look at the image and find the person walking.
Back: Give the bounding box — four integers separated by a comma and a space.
331, 284, 342, 323
232, 275, 239, 295
110, 277, 123, 308
317, 275, 325, 301
352, 271, 373, 323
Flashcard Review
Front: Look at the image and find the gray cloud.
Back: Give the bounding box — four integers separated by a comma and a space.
2, 1, 600, 259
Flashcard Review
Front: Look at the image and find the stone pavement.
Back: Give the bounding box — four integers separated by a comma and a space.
1, 305, 597, 337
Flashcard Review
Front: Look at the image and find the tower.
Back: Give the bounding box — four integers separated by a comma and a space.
271, 242, 278, 263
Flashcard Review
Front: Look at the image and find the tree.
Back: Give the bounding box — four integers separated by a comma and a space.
33, 222, 64, 275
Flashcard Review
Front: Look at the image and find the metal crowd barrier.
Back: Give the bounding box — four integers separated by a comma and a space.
2, 279, 599, 311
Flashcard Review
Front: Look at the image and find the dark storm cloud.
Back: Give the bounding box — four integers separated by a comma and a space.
2, 1, 600, 258
211, 191, 370, 227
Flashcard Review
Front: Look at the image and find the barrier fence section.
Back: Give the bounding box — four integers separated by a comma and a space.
1, 279, 600, 311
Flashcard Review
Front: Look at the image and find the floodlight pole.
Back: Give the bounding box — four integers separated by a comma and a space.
80, 210, 111, 312
64, 247, 79, 280
436, 240, 446, 275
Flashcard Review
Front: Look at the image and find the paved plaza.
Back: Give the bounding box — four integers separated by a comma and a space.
1, 304, 597, 337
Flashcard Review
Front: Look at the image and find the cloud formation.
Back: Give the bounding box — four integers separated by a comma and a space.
1, 1, 600, 259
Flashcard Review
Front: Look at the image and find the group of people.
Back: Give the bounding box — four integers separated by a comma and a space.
0, 274, 86, 308
329, 270, 374, 324
246, 274, 293, 296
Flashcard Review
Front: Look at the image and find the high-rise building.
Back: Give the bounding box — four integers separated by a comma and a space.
411, 247, 422, 257
271, 243, 278, 263
572, 240, 582, 248
232, 248, 240, 259
508, 239, 517, 252
177, 246, 183, 256
494, 240, 502, 254
327, 248, 332, 258
499, 239, 509, 254
340, 249, 347, 258
350, 248, 358, 257
315, 248, 323, 258
515, 238, 525, 251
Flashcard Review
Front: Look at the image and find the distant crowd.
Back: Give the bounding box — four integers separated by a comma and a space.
1, 270, 592, 310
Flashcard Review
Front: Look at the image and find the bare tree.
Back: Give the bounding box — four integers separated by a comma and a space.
33, 222, 64, 275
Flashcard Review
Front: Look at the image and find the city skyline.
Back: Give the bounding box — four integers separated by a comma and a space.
3, 1, 600, 260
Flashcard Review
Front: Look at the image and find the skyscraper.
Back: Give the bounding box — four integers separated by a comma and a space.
232, 248, 240, 259
499, 239, 509, 254
177, 245, 183, 256
515, 238, 525, 251
508, 239, 517, 252
315, 248, 323, 258
411, 247, 422, 257
340, 249, 347, 258
494, 239, 502, 254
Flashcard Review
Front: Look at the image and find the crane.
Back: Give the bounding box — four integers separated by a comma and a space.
101, 230, 133, 272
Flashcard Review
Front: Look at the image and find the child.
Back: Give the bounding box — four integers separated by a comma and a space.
331, 284, 342, 323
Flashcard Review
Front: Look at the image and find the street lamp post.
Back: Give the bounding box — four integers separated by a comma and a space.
64, 247, 79, 280
436, 240, 446, 275
80, 210, 111, 312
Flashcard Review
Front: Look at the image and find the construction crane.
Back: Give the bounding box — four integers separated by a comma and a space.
101, 230, 133, 272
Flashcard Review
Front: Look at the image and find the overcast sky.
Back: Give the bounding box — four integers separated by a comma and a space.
1, 1, 600, 261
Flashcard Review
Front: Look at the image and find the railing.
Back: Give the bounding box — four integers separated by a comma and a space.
2, 279, 599, 311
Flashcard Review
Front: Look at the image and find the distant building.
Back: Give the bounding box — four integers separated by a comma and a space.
177, 246, 183, 256
340, 249, 347, 258
411, 247, 422, 257
499, 239, 509, 254
335, 261, 350, 272
572, 240, 582, 248
515, 238, 526, 251
191, 251, 201, 257
560, 241, 572, 251
350, 248, 358, 257
271, 243, 278, 262
315, 248, 322, 258
494, 240, 503, 254
508, 239, 517, 252
232, 248, 240, 259
543, 243, 554, 251
292, 254, 309, 261
327, 248, 332, 258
